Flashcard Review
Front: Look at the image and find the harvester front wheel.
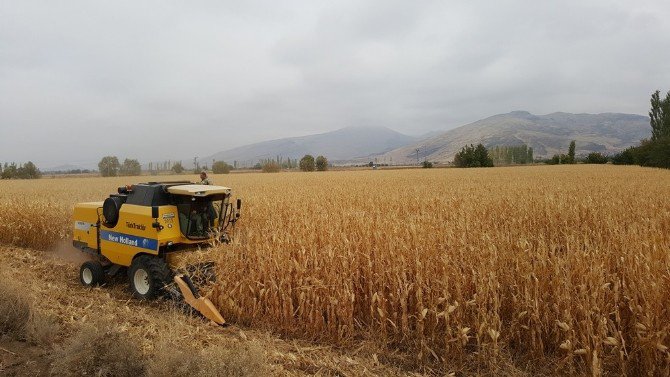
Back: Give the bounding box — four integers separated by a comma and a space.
128, 256, 171, 300
80, 261, 104, 287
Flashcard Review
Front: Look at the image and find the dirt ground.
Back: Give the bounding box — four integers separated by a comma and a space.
0, 245, 414, 377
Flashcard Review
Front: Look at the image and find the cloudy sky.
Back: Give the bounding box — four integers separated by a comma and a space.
1, 0, 669, 168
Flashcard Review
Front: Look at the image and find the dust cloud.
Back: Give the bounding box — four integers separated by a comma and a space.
47, 239, 92, 265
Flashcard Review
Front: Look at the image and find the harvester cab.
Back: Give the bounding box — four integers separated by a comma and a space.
72, 181, 241, 326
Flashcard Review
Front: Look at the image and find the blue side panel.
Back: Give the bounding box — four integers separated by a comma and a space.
100, 231, 158, 251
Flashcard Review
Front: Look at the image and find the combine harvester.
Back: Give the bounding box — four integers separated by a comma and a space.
72, 181, 241, 325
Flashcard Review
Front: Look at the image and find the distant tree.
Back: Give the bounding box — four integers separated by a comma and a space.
567, 140, 576, 164
171, 161, 184, 174
1, 163, 17, 179
2, 164, 11, 179
453, 147, 469, 167
422, 160, 433, 168
262, 161, 281, 173
623, 138, 670, 169
119, 159, 141, 176
454, 144, 493, 168
212, 161, 232, 174
368, 161, 374, 167
299, 155, 315, 172
281, 158, 295, 169
642, 137, 670, 168
649, 90, 670, 141
475, 144, 494, 167
17, 161, 41, 179
546, 154, 568, 165
98, 156, 120, 177
1, 163, 11, 179
315, 155, 328, 171
584, 152, 608, 164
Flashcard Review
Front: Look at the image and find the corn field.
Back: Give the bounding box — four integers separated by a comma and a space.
0, 165, 668, 374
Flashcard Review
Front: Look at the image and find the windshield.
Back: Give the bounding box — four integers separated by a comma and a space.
175, 194, 227, 239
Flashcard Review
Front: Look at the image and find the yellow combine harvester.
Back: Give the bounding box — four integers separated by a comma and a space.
72, 181, 241, 325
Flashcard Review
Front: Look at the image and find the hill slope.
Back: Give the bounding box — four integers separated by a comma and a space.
375, 111, 650, 164
203, 126, 415, 166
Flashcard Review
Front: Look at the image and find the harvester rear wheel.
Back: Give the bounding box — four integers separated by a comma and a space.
80, 261, 104, 287
128, 256, 171, 300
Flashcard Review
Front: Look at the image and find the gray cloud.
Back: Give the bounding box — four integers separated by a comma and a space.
1, 0, 669, 168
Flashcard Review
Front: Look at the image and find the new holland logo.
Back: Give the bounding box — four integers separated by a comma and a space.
100, 231, 158, 251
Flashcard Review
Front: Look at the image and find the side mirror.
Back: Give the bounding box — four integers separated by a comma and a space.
151, 206, 159, 219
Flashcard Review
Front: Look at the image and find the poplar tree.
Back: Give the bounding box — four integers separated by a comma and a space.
567, 140, 576, 164
649, 90, 670, 141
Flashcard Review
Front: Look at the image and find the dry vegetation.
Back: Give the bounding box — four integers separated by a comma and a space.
148, 338, 268, 377
50, 322, 146, 377
0, 279, 31, 338
0, 165, 669, 375
0, 247, 390, 376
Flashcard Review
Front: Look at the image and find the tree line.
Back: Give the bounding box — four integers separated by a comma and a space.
489, 145, 534, 165
97, 154, 331, 176
545, 140, 577, 164
453, 141, 610, 167
249, 154, 329, 172
454, 144, 537, 168
98, 156, 142, 177
0, 161, 41, 179
454, 144, 494, 167
298, 155, 328, 172
98, 156, 231, 176
611, 90, 670, 168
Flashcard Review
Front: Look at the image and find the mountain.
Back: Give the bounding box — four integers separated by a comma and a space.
373, 111, 651, 164
203, 126, 416, 165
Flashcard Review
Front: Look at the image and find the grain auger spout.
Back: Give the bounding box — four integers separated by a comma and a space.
72, 181, 241, 325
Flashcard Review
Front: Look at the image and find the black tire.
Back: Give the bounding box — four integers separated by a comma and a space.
128, 255, 172, 300
80, 261, 105, 287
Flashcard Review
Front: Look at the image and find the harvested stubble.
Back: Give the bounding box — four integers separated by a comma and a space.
147, 338, 268, 377
50, 322, 146, 377
0, 274, 58, 347
0, 166, 668, 374
0, 278, 31, 338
